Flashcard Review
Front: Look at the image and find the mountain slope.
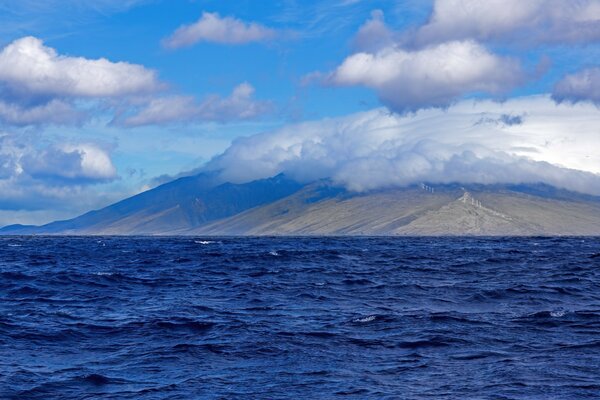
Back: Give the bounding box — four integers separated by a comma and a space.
0, 174, 303, 235
192, 182, 458, 235
193, 183, 600, 236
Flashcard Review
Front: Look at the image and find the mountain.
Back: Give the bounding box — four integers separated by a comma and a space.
0, 173, 303, 235
3, 174, 600, 236
192, 182, 600, 236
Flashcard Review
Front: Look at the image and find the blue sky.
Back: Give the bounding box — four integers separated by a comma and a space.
0, 0, 599, 225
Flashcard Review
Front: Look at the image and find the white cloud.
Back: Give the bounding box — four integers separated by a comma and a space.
329, 40, 524, 113
0, 133, 117, 184
205, 96, 600, 195
119, 83, 272, 126
73, 144, 117, 180
0, 37, 270, 127
312, 4, 599, 112
552, 67, 600, 106
0, 131, 124, 223
163, 12, 276, 49
0, 36, 167, 127
0, 36, 162, 99
415, 0, 600, 46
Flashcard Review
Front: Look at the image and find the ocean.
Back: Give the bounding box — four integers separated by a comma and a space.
1, 236, 600, 399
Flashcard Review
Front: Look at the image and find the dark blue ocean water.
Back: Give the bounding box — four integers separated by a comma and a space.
1, 236, 600, 399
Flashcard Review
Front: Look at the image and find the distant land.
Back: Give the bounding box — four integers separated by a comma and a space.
3, 173, 600, 236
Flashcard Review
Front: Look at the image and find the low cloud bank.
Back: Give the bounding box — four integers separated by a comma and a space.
205, 96, 600, 195
0, 133, 117, 210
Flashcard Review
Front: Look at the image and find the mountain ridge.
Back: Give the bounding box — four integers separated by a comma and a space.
3, 173, 600, 236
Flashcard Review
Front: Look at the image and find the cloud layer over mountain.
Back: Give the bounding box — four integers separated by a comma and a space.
1, 1, 599, 226
206, 96, 600, 195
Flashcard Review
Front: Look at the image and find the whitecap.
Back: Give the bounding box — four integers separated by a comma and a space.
550, 310, 566, 317
194, 240, 214, 245
353, 315, 376, 323
269, 251, 280, 256
7, 244, 22, 247
94, 272, 114, 276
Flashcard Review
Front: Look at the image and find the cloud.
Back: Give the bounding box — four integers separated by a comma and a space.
0, 134, 117, 185
352, 9, 395, 52
307, 4, 599, 113
329, 40, 524, 113
204, 96, 600, 195
0, 99, 85, 126
163, 12, 276, 49
0, 36, 166, 127
0, 132, 118, 215
118, 83, 272, 126
0, 37, 270, 127
415, 0, 600, 46
0, 36, 162, 100
552, 67, 600, 106
0, 177, 115, 214
21, 144, 117, 183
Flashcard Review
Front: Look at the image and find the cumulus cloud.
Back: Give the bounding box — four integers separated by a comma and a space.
0, 132, 118, 215
0, 36, 269, 127
552, 67, 600, 106
0, 130, 127, 225
0, 36, 165, 127
204, 96, 600, 195
21, 144, 117, 183
415, 0, 600, 46
163, 12, 276, 48
0, 36, 162, 99
118, 83, 272, 126
0, 134, 117, 185
310, 3, 600, 113
329, 40, 524, 113
352, 9, 395, 52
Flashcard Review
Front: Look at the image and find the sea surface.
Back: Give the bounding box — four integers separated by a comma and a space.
1, 236, 600, 399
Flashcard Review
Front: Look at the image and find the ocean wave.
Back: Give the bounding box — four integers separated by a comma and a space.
2, 236, 600, 398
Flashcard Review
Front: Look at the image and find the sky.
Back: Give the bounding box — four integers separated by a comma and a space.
0, 0, 599, 226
